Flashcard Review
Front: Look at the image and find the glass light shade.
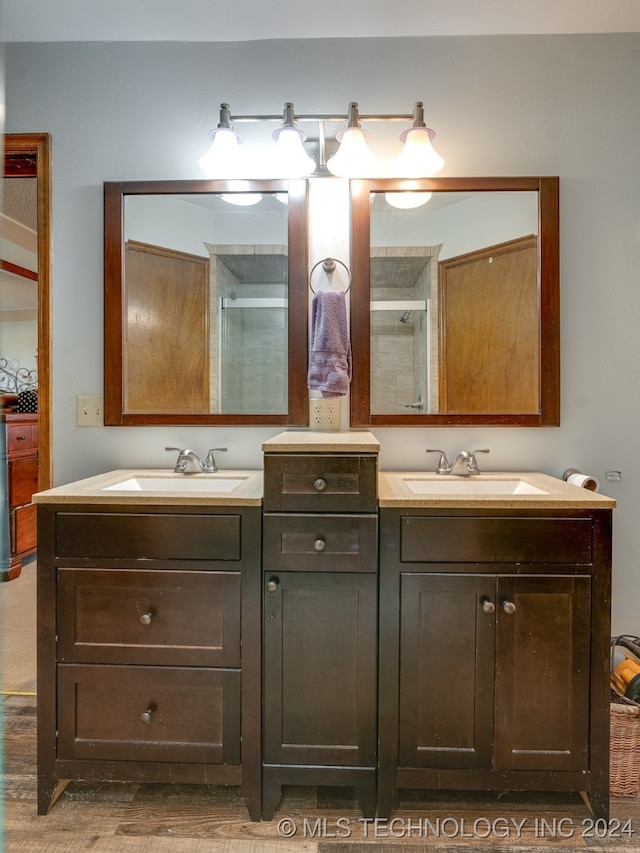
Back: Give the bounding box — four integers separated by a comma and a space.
220, 193, 263, 206
385, 191, 432, 209
327, 127, 379, 178
394, 127, 445, 177
198, 128, 243, 177
271, 127, 315, 177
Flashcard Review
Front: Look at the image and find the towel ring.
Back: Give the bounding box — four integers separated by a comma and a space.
308, 257, 352, 294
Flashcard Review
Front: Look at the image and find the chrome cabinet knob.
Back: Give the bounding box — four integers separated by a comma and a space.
266, 576, 279, 593
313, 478, 327, 491
314, 538, 326, 552
502, 600, 516, 614
140, 708, 154, 725
481, 598, 495, 613
140, 612, 153, 626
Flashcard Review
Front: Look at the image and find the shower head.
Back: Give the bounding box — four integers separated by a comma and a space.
399, 310, 412, 324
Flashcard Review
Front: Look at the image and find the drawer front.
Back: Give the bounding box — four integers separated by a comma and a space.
400, 516, 593, 565
7, 422, 37, 453
263, 514, 378, 573
264, 453, 377, 513
57, 664, 240, 764
57, 569, 241, 666
8, 456, 38, 507
55, 511, 241, 562
12, 502, 37, 554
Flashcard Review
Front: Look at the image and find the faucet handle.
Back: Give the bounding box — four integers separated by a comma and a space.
165, 446, 188, 473
468, 448, 490, 473
204, 447, 227, 472
426, 449, 451, 475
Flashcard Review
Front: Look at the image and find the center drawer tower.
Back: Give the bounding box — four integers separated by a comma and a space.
261, 431, 380, 820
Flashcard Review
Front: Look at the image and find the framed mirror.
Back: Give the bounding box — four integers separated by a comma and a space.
349, 176, 559, 426
104, 179, 308, 425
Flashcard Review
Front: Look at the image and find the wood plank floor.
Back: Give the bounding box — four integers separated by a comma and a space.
4, 693, 640, 851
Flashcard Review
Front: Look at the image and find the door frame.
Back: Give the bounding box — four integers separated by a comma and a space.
3, 133, 52, 490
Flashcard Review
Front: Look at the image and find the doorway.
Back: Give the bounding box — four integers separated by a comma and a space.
2, 133, 52, 492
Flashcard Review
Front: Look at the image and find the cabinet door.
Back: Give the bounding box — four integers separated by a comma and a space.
263, 571, 377, 767
8, 456, 38, 507
494, 575, 591, 772
398, 573, 495, 769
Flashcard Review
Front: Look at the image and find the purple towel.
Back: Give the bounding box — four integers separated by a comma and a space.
307, 290, 352, 398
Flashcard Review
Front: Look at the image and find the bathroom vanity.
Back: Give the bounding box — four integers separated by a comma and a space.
34, 441, 615, 821
377, 472, 614, 820
34, 470, 263, 818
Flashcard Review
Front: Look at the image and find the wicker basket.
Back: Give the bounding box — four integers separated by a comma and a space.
610, 691, 640, 796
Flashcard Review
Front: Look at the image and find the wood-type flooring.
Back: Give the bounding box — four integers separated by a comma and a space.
4, 692, 640, 852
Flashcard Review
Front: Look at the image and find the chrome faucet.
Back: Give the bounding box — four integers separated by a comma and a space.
426, 448, 490, 476
165, 446, 227, 474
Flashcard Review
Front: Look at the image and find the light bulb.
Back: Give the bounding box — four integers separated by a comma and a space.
327, 127, 379, 178
220, 193, 263, 206
394, 127, 444, 177
199, 127, 243, 178
272, 127, 315, 177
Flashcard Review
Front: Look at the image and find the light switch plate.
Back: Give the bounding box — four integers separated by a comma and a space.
77, 395, 103, 427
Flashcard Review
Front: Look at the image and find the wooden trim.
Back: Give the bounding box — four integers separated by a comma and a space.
3, 133, 53, 489
0, 259, 38, 281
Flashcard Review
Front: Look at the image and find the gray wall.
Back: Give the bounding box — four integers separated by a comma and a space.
5, 35, 639, 630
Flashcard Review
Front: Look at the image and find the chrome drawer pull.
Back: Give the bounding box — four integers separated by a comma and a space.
313, 478, 327, 491
502, 600, 516, 614
140, 708, 154, 725
16, 435, 26, 441
266, 576, 279, 593
314, 537, 326, 552
140, 612, 153, 626
481, 598, 495, 613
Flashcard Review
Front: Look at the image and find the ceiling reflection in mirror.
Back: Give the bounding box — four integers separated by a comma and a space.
370, 190, 538, 416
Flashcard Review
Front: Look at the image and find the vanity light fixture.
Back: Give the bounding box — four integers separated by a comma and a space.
325, 102, 379, 178
198, 103, 244, 177
199, 101, 445, 180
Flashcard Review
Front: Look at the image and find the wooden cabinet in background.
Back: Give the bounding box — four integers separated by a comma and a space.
1, 413, 38, 580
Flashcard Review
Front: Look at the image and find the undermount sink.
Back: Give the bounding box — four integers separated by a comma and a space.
402, 478, 548, 496
102, 476, 247, 494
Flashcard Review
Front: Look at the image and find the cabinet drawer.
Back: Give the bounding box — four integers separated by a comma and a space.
7, 421, 38, 452
264, 453, 377, 513
8, 456, 38, 507
57, 664, 240, 765
400, 516, 593, 564
55, 512, 241, 562
12, 502, 37, 554
263, 514, 377, 573
57, 569, 240, 666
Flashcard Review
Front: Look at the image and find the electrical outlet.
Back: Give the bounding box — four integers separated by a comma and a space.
309, 398, 341, 430
77, 395, 103, 427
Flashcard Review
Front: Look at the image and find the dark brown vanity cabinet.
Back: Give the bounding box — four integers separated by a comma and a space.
378, 508, 613, 820
262, 451, 379, 819
36, 503, 262, 819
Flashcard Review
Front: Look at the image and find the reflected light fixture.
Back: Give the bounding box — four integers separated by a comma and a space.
199, 103, 244, 177
385, 191, 433, 209
199, 102, 445, 180
326, 102, 379, 178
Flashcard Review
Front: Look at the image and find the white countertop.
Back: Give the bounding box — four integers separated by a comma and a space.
378, 471, 616, 509
33, 469, 264, 506
262, 430, 380, 453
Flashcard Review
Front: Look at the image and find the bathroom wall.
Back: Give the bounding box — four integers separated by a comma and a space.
4, 35, 640, 630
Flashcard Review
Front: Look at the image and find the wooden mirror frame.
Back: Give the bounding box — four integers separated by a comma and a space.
349, 176, 560, 427
104, 179, 309, 426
